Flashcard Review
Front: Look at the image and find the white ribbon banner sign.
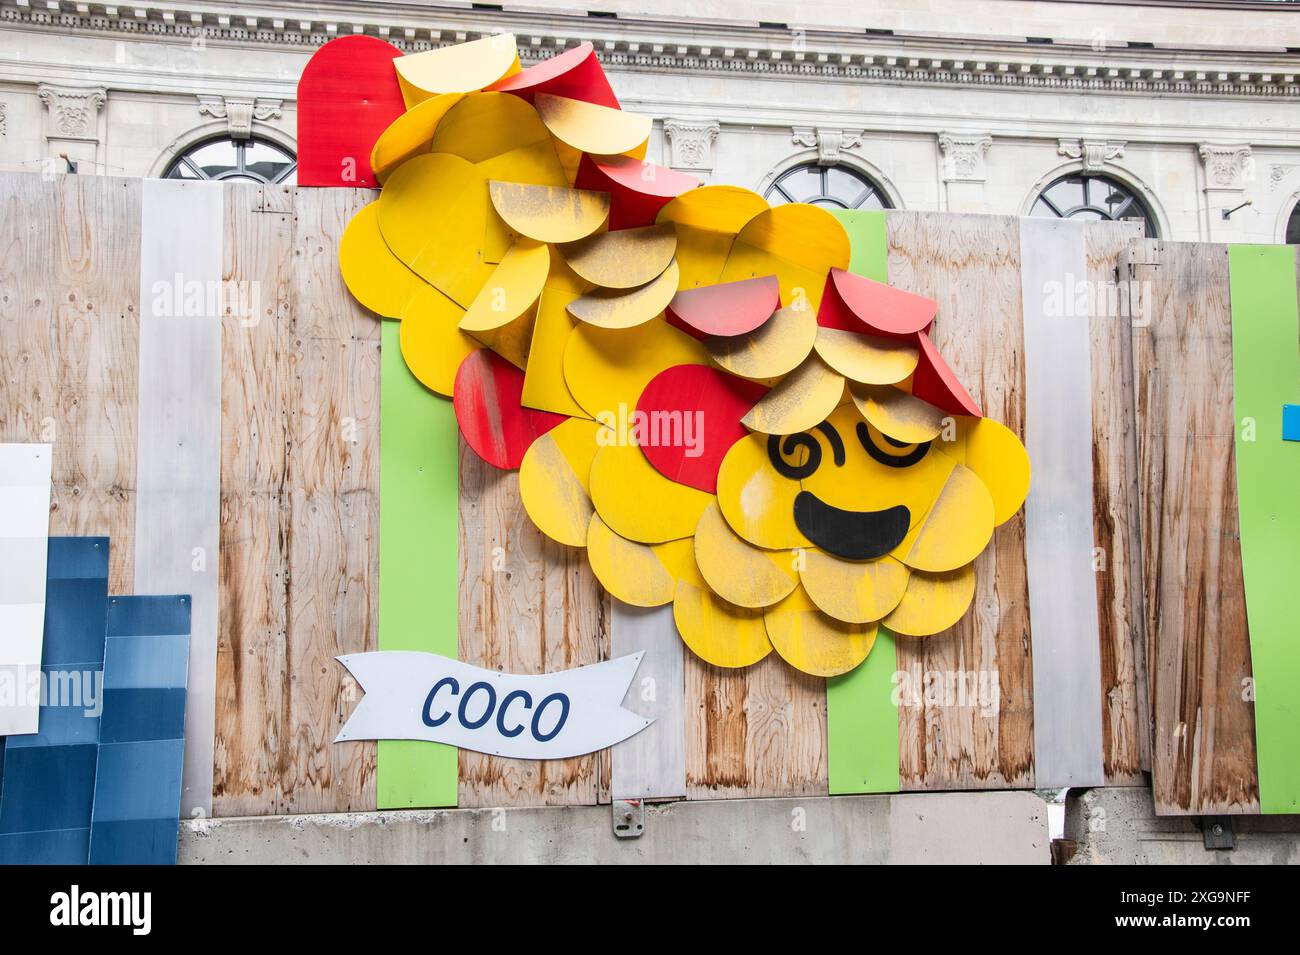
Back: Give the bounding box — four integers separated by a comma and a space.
335, 651, 652, 760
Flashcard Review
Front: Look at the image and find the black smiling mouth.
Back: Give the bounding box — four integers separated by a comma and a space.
793, 492, 911, 561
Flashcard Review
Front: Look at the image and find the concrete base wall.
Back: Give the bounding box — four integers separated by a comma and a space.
180, 787, 1300, 864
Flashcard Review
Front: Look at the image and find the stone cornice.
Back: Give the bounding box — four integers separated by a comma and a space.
2, 0, 1299, 99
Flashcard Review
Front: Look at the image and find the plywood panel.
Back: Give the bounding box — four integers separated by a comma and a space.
684, 654, 828, 799
457, 442, 610, 807
1087, 224, 1150, 785
610, 601, 685, 801
213, 185, 378, 816
886, 212, 1034, 791
1131, 238, 1259, 815
0, 173, 140, 595
1019, 217, 1105, 789
134, 178, 224, 818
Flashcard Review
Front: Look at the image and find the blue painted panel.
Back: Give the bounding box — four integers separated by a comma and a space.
3, 670, 101, 748
87, 818, 177, 866
107, 595, 193, 637
46, 537, 109, 580
41, 578, 110, 667
1283, 403, 1300, 442
99, 688, 187, 744
0, 828, 89, 865
102, 634, 189, 690
0, 744, 98, 833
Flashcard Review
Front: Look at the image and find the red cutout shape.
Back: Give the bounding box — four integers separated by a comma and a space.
666, 276, 780, 338
297, 36, 406, 188
487, 41, 619, 109
817, 268, 937, 338
454, 349, 567, 469
575, 154, 701, 231
635, 364, 768, 494
911, 331, 983, 418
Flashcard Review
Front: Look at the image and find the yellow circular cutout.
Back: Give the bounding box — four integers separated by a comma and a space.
398, 284, 479, 397
338, 202, 426, 319
589, 442, 712, 543
562, 318, 708, 421
813, 327, 919, 385
394, 35, 521, 106
672, 581, 773, 669
850, 382, 948, 444
370, 93, 465, 184
460, 239, 550, 332
519, 418, 601, 547
943, 417, 1031, 527
740, 354, 845, 436
567, 260, 680, 330
560, 223, 677, 290
535, 93, 652, 156
706, 303, 817, 380
715, 432, 809, 551
798, 551, 910, 624
898, 463, 995, 573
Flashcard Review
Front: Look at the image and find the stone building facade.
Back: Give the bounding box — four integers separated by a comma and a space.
2, 0, 1299, 242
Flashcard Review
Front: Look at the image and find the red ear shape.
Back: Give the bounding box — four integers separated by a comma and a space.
817, 268, 937, 338
635, 364, 768, 494
454, 349, 567, 469
487, 41, 620, 109
575, 154, 700, 231
910, 331, 982, 418
297, 36, 406, 188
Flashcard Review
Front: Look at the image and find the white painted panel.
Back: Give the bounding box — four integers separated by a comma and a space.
1018, 217, 1106, 788
610, 601, 686, 801
0, 443, 52, 736
134, 178, 223, 815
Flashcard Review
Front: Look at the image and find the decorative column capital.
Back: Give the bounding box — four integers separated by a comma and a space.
792, 126, 864, 166
938, 132, 993, 182
1198, 142, 1254, 190
664, 119, 720, 172
36, 84, 106, 140
1058, 138, 1126, 173
197, 94, 284, 140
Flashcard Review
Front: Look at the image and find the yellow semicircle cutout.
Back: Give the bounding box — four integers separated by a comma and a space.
692, 502, 797, 609
519, 419, 599, 547
338, 202, 426, 319
706, 303, 817, 380
586, 513, 677, 607
899, 463, 995, 573
814, 327, 919, 385
798, 550, 910, 624
656, 185, 768, 234
394, 35, 521, 107
460, 239, 550, 332
740, 354, 845, 435
535, 93, 652, 156
589, 442, 712, 543
850, 382, 948, 444
715, 433, 809, 551
560, 223, 677, 290
720, 204, 850, 310
883, 564, 976, 637
567, 260, 680, 330
673, 581, 773, 669
943, 417, 1031, 527
398, 284, 480, 397
370, 93, 465, 184
488, 181, 610, 244
763, 587, 878, 677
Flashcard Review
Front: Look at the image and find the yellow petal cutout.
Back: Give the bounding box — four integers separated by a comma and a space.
692, 502, 798, 609
488, 181, 610, 244
398, 284, 480, 397
763, 586, 878, 677
897, 463, 995, 573
519, 417, 601, 547
941, 417, 1031, 526
567, 260, 680, 330
370, 93, 465, 184
706, 303, 817, 380
338, 202, 426, 319
586, 513, 676, 607
535, 93, 652, 157
673, 581, 773, 669
798, 550, 910, 624
715, 432, 809, 551
460, 239, 550, 332
814, 327, 919, 385
883, 564, 977, 636
560, 223, 677, 290
394, 35, 521, 106
562, 318, 708, 421
850, 381, 948, 444
589, 442, 712, 543
740, 354, 845, 435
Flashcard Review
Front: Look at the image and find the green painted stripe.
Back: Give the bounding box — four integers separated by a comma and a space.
825, 209, 901, 795
377, 320, 459, 809
1228, 244, 1300, 815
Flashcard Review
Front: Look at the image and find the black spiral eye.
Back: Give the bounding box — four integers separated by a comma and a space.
768, 432, 822, 480
856, 422, 930, 468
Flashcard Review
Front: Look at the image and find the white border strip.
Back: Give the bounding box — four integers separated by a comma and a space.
0, 443, 52, 736
135, 178, 224, 816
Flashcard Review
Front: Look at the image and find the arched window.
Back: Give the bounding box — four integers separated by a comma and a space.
1031, 173, 1158, 237
765, 164, 892, 210
1287, 202, 1300, 245
164, 135, 296, 184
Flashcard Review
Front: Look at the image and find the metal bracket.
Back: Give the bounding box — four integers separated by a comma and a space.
1200, 816, 1235, 850
612, 800, 644, 839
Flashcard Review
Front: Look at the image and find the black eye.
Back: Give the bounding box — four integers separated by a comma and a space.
768, 433, 821, 480
857, 422, 930, 468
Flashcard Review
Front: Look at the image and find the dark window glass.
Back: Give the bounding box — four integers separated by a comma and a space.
765, 163, 892, 210
1287, 203, 1300, 245
164, 136, 296, 185
1031, 173, 1158, 237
